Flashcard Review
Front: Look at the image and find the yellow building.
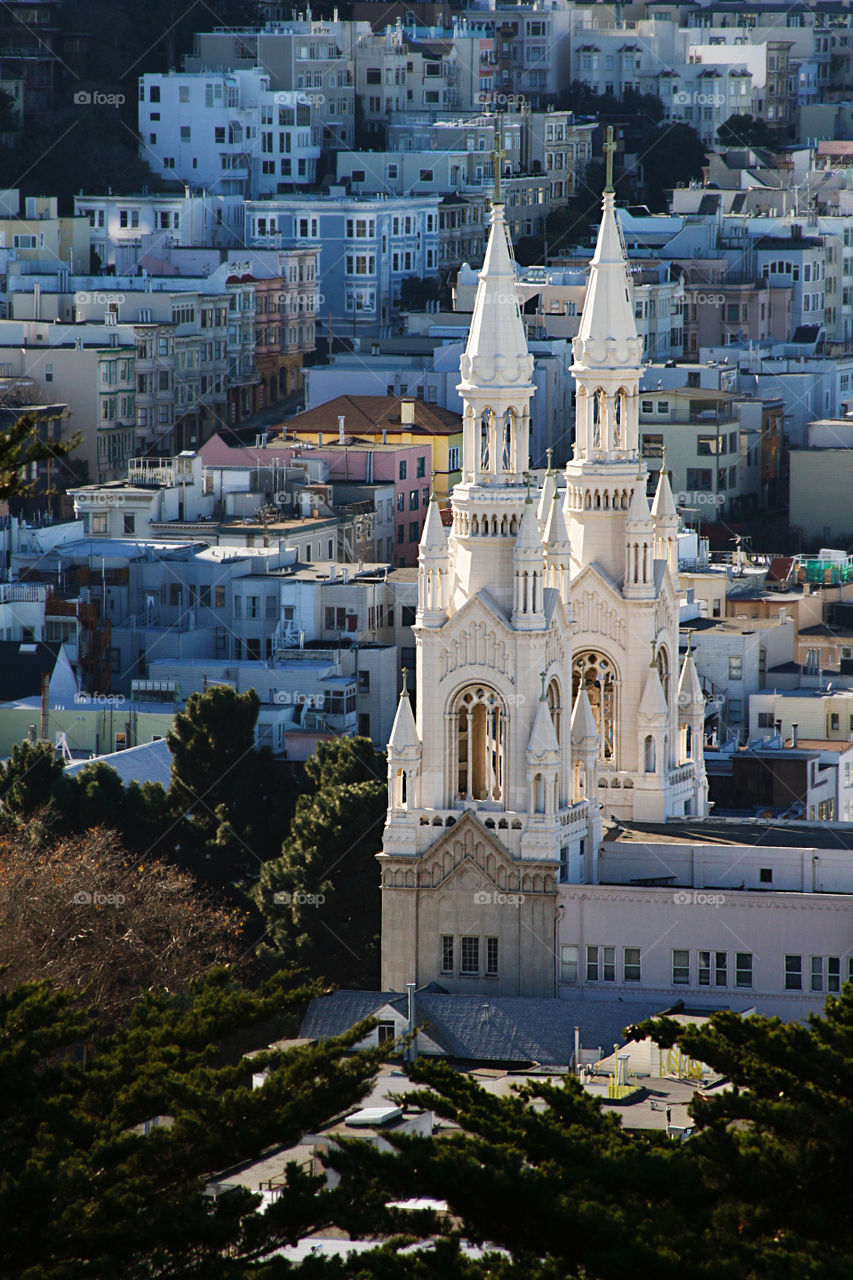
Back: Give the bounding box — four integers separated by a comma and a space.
278, 395, 463, 502
0, 191, 91, 270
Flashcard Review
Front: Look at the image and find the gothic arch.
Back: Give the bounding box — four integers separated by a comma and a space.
546, 677, 562, 746
451, 683, 507, 803
573, 650, 619, 764
656, 644, 670, 707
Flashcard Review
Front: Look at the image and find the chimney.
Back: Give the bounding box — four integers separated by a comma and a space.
400, 397, 415, 425
338, 414, 345, 443
792, 722, 799, 747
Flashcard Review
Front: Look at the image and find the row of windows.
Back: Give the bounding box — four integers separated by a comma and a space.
785, 954, 847, 992
441, 934, 499, 977
396, 488, 430, 511
397, 521, 423, 543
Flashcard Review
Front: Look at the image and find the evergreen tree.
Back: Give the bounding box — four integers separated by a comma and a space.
0, 739, 71, 819
255, 737, 386, 988
0, 968, 382, 1278
717, 113, 777, 151
328, 993, 853, 1278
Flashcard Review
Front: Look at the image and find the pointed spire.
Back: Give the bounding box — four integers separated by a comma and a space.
543, 484, 570, 549
638, 662, 669, 722
527, 692, 560, 759
419, 487, 447, 553
571, 685, 599, 748
678, 644, 705, 709
572, 167, 642, 373
388, 676, 420, 753
537, 461, 556, 524
458, 201, 534, 393
515, 489, 544, 552
626, 476, 653, 529
651, 464, 677, 523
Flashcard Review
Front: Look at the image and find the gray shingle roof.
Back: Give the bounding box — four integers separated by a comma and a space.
300, 990, 671, 1065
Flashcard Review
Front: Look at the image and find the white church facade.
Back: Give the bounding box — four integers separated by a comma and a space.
378, 153, 710, 998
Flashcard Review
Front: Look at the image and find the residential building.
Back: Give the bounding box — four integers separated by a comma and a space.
184, 20, 364, 150
138, 69, 322, 198
245, 190, 439, 339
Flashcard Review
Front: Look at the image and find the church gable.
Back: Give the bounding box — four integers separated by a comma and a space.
570, 564, 629, 652
435, 593, 516, 687
387, 811, 555, 896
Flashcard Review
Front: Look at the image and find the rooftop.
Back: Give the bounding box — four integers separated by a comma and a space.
606, 819, 853, 850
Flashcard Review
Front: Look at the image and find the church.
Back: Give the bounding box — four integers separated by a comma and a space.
379, 139, 709, 998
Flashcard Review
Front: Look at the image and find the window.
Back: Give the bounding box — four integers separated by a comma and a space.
586, 945, 599, 981
715, 951, 727, 987
624, 947, 641, 982
416, 455, 426, 478
461, 936, 479, 975
757, 712, 775, 729
642, 434, 663, 457
728, 655, 743, 681
123, 514, 135, 535
759, 867, 772, 884
673, 949, 690, 984
409, 521, 419, 541
377, 1021, 395, 1045
441, 935, 454, 974
397, 492, 405, 512
266, 595, 277, 619
698, 950, 711, 986
399, 460, 407, 480
215, 586, 226, 608
397, 525, 405, 544
410, 490, 419, 510
486, 937, 499, 977
561, 944, 578, 983
811, 956, 824, 992
785, 954, 802, 990
602, 946, 615, 982
448, 445, 461, 471
829, 956, 841, 993
736, 953, 753, 988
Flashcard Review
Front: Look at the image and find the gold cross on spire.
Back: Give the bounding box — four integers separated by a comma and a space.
604, 125, 616, 195
492, 123, 506, 204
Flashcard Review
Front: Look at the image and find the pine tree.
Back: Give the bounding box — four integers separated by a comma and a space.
0, 968, 383, 1279
255, 737, 387, 988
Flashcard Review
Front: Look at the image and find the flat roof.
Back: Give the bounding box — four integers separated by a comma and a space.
606, 819, 853, 850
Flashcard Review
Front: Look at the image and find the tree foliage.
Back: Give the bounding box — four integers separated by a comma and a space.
717, 113, 777, 151
327, 992, 853, 1278
0, 411, 81, 500
254, 737, 387, 988
0, 825, 244, 1029
0, 968, 382, 1278
166, 684, 298, 881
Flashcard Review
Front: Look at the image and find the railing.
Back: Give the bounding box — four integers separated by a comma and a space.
0, 582, 45, 603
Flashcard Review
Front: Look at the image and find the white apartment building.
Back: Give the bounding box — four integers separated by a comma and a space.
184, 21, 363, 150
138, 69, 321, 199
73, 192, 244, 273
354, 24, 489, 135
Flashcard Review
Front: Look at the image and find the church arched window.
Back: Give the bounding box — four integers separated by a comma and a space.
592, 389, 605, 450
546, 678, 562, 746
614, 387, 628, 450
502, 409, 515, 471
572, 651, 618, 763
453, 685, 506, 803
656, 645, 670, 707
480, 409, 492, 470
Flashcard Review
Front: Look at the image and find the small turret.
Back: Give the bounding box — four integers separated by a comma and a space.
512, 486, 546, 629
623, 468, 655, 600
526, 678, 560, 818
651, 451, 678, 580
542, 485, 571, 606
417, 478, 448, 627
387, 669, 422, 812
